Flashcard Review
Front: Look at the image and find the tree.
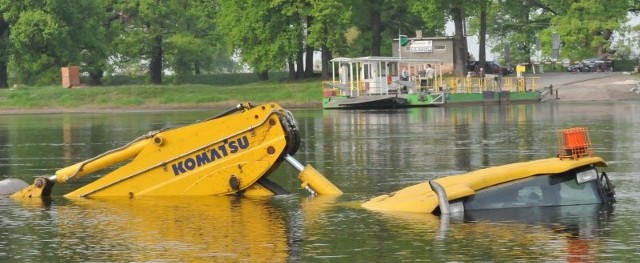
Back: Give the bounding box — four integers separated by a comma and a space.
541, 0, 629, 60
410, 0, 468, 76
485, 0, 632, 64
109, 1, 229, 84
1, 0, 109, 85
306, 0, 352, 79
477, 0, 487, 70
273, 0, 308, 80
110, 0, 176, 84
217, 0, 299, 80
164, 1, 222, 83
348, 0, 424, 57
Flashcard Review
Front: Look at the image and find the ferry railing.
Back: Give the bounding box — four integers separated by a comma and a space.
323, 76, 539, 97
442, 76, 540, 94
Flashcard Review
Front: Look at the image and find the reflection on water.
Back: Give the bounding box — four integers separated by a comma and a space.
358, 204, 613, 262
2, 196, 290, 262
1, 102, 640, 261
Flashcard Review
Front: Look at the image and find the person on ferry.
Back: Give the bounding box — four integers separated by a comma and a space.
425, 64, 434, 88
401, 69, 409, 81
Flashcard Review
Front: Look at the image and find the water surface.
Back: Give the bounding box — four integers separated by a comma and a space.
1, 102, 639, 262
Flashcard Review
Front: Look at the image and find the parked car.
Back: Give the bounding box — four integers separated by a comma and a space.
467, 61, 513, 75
486, 61, 513, 75
567, 57, 612, 72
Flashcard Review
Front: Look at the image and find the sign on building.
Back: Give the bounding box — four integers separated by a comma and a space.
410, 40, 433, 53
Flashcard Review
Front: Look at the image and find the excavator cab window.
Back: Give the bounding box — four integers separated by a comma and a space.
463, 170, 603, 211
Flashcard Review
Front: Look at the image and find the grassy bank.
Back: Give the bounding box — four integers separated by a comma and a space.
0, 78, 323, 111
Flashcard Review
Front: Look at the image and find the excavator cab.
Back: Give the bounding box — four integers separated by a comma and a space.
2, 103, 341, 199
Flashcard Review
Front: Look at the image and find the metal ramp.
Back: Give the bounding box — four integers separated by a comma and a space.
325, 82, 350, 94
396, 80, 416, 89
429, 92, 447, 105
387, 82, 404, 94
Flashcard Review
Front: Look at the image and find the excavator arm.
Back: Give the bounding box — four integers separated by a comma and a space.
7, 103, 341, 199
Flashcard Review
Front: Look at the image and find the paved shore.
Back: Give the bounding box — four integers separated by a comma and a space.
530, 72, 640, 101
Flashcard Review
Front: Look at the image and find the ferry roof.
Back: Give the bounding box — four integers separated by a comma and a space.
362, 156, 607, 213
394, 36, 455, 41
331, 56, 441, 64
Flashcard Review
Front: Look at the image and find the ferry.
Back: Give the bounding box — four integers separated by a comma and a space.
322, 56, 542, 109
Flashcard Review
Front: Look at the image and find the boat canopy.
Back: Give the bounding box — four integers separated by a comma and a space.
328, 56, 443, 97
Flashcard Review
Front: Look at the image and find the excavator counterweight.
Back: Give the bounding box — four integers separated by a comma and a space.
2, 103, 341, 199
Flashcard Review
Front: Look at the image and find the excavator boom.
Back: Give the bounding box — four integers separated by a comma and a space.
5, 103, 341, 199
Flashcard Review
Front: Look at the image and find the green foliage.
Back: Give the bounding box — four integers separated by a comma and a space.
1, 0, 109, 85
216, 0, 315, 76
166, 33, 205, 84
408, 0, 448, 34
97, 72, 289, 86
107, 0, 231, 84
479, 0, 633, 63
347, 0, 425, 56
541, 0, 629, 60
612, 59, 638, 71
0, 77, 323, 109
217, 0, 285, 74
2, 0, 640, 88
305, 0, 353, 59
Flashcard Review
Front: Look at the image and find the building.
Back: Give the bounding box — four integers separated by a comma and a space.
392, 31, 466, 74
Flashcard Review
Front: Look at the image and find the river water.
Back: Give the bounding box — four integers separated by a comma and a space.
1, 101, 639, 262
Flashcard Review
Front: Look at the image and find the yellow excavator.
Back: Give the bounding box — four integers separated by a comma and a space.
0, 102, 342, 199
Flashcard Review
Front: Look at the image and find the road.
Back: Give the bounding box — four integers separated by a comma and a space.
527, 72, 640, 101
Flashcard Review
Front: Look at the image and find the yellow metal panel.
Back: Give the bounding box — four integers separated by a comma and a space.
361, 182, 439, 213
55, 139, 151, 183
298, 164, 343, 195
64, 104, 290, 198
362, 157, 606, 213
242, 182, 280, 196
9, 177, 54, 199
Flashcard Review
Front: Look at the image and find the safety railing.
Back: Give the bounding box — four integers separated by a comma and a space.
443, 76, 540, 94
323, 76, 540, 97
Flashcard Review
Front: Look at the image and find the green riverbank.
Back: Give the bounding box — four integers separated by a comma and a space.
0, 79, 322, 113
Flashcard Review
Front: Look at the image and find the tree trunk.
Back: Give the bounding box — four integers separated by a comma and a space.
194, 61, 201, 75
597, 29, 613, 57
305, 44, 314, 77
296, 49, 304, 79
305, 16, 314, 77
288, 60, 296, 80
0, 17, 8, 88
478, 0, 487, 70
149, 34, 163, 84
520, 5, 531, 67
257, 70, 269, 81
0, 61, 7, 88
321, 45, 332, 80
452, 7, 467, 77
370, 4, 382, 56
88, 70, 103, 86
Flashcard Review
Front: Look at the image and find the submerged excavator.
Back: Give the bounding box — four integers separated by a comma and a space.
0, 102, 615, 223
0, 102, 342, 199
